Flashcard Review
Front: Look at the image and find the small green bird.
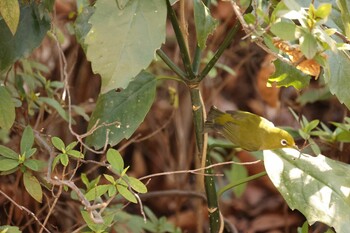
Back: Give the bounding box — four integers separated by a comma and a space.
205, 106, 297, 151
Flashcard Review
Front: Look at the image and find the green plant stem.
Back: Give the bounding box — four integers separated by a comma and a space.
166, 0, 195, 80
190, 88, 205, 155
199, 21, 240, 81
192, 0, 211, 75
204, 158, 221, 233
156, 49, 187, 80
217, 171, 267, 197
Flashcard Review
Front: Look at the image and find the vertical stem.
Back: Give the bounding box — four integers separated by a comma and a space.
166, 0, 195, 80
204, 159, 222, 233
190, 88, 204, 155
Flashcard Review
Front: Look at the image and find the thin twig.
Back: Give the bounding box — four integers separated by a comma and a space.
0, 189, 51, 233
139, 160, 261, 181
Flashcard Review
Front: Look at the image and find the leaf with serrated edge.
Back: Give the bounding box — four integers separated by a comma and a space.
85, 0, 166, 93
263, 148, 350, 233
23, 172, 42, 203
86, 71, 156, 149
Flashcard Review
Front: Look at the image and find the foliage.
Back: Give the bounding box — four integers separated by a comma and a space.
1, 0, 350, 232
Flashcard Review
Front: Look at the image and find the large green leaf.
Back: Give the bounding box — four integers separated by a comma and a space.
263, 148, 350, 233
86, 71, 156, 149
268, 59, 311, 90
324, 50, 350, 110
0, 0, 20, 35
0, 86, 15, 130
193, 0, 218, 49
85, 0, 166, 93
0, 2, 50, 71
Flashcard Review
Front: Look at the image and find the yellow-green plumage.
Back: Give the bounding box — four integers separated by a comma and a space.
205, 106, 296, 151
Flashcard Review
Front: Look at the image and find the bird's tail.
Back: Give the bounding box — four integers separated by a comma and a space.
204, 106, 224, 131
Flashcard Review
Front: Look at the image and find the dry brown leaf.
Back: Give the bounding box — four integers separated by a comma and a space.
273, 39, 323, 77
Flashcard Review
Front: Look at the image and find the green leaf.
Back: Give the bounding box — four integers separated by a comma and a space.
24, 159, 45, 171
74, 5, 94, 52
85, 0, 166, 93
108, 184, 117, 197
24, 159, 39, 171
193, 0, 218, 49
23, 172, 42, 203
65, 141, 78, 151
106, 149, 124, 173
60, 153, 69, 167
0, 145, 18, 159
268, 59, 311, 90
20, 126, 34, 155
0, 2, 50, 71
85, 184, 109, 201
116, 0, 131, 9
270, 21, 296, 41
81, 210, 115, 232
296, 87, 331, 105
264, 148, 350, 233
117, 183, 137, 203
0, 86, 15, 130
0, 158, 19, 171
315, 3, 332, 20
324, 51, 350, 110
51, 137, 66, 151
0, 225, 21, 233
128, 176, 147, 194
24, 148, 37, 159
300, 31, 318, 59
0, 0, 20, 35
103, 174, 115, 184
337, 0, 350, 37
86, 71, 157, 149
303, 119, 319, 133
39, 97, 70, 122
224, 157, 248, 197
66, 150, 84, 159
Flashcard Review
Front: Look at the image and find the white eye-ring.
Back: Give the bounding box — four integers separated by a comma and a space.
280, 139, 288, 146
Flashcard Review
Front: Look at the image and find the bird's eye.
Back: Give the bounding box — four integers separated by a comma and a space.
280, 139, 288, 146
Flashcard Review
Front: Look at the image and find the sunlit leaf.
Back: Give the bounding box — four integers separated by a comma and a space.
270, 21, 296, 41
85, 0, 166, 93
86, 71, 156, 149
264, 148, 350, 233
23, 172, 42, 203
324, 50, 350, 110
